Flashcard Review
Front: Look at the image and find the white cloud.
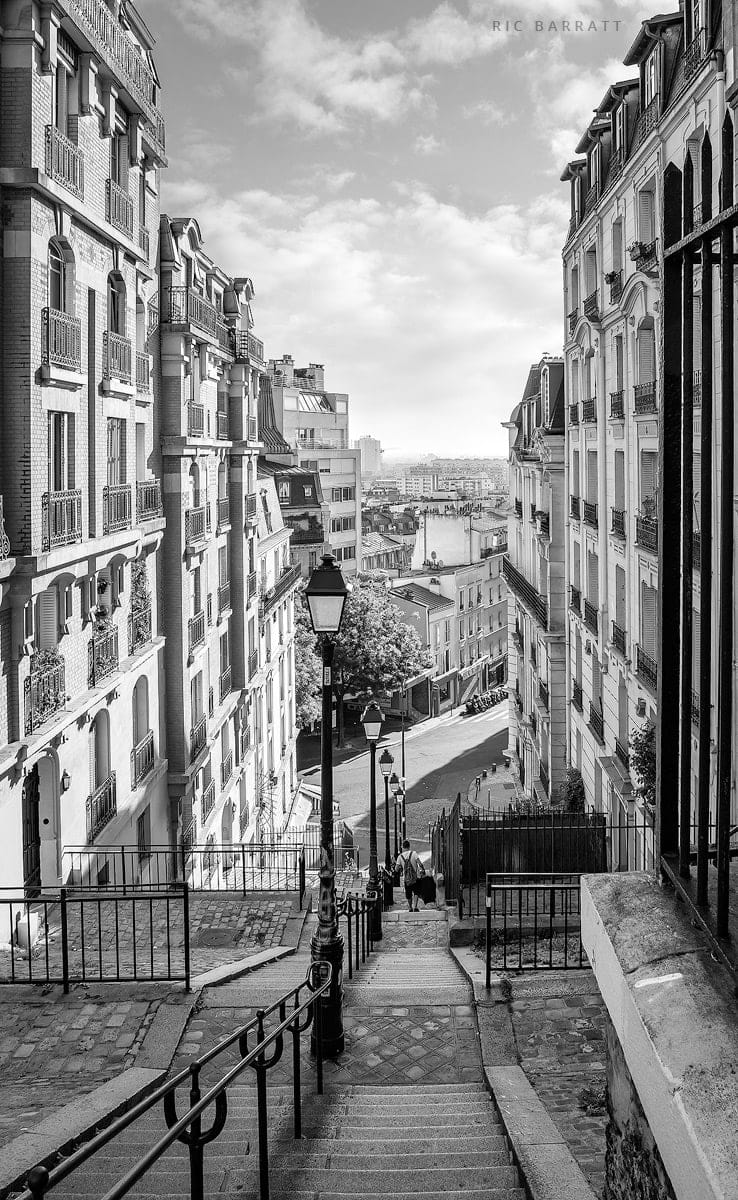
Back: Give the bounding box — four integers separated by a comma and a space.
414, 133, 443, 155
461, 101, 512, 126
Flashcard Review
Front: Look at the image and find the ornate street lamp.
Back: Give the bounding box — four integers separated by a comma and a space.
379, 747, 394, 907
397, 784, 407, 843
361, 701, 384, 941
305, 553, 349, 1056
389, 771, 400, 857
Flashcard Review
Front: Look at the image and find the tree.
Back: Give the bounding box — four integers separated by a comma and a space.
293, 594, 322, 731
331, 578, 432, 745
558, 767, 586, 813
629, 721, 656, 809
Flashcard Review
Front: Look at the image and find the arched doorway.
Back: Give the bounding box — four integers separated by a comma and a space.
22, 766, 41, 897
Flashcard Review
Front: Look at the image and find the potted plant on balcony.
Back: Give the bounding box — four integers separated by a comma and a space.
604, 270, 619, 284
627, 240, 646, 261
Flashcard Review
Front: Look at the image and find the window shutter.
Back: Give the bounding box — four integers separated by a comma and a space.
693, 295, 702, 367
641, 585, 657, 656
640, 451, 658, 503
38, 589, 58, 650
587, 551, 599, 605
638, 327, 655, 383
638, 190, 655, 242
587, 451, 598, 503
692, 608, 701, 677
615, 335, 624, 388
612, 220, 622, 269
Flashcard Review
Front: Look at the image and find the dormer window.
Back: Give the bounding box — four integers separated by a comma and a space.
614, 104, 625, 154
691, 0, 703, 42
542, 370, 550, 426
644, 48, 658, 106
590, 145, 600, 192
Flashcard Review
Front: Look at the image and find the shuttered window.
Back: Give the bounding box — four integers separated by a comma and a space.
615, 564, 626, 627
692, 608, 701, 678
638, 189, 655, 242
587, 550, 599, 606
640, 451, 658, 506
586, 451, 598, 504
191, 672, 202, 723
612, 220, 623, 270
572, 449, 580, 496
48, 412, 73, 492
614, 451, 625, 509
693, 294, 702, 368
615, 335, 624, 389
641, 584, 657, 656
573, 541, 581, 590
37, 589, 58, 650
638, 325, 655, 384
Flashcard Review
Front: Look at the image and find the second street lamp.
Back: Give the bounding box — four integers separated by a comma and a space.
379, 747, 394, 907
389, 771, 400, 857
361, 701, 383, 942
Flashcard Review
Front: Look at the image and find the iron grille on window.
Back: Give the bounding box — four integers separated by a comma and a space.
86, 772, 117, 842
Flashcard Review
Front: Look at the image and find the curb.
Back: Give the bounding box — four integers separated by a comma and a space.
450, 944, 598, 1200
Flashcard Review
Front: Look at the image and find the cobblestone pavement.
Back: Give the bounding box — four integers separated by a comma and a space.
0, 893, 295, 985
507, 972, 607, 1198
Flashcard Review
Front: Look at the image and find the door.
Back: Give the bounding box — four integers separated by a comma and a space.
22, 766, 41, 897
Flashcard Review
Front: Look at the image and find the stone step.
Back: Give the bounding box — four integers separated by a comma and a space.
67, 1149, 512, 1173
98, 1134, 508, 1156
61, 1192, 524, 1200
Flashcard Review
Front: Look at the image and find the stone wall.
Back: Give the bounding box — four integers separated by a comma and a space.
603, 1014, 676, 1200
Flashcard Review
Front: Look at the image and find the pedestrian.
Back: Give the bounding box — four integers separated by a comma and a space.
394, 839, 426, 911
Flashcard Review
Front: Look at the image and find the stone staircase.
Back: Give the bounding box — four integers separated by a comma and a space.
48, 909, 527, 1200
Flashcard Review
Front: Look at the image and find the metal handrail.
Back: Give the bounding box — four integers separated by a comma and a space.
20, 962, 332, 1200
337, 891, 378, 979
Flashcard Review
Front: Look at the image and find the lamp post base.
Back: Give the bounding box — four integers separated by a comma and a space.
383, 869, 394, 908
310, 931, 345, 1057
367, 882, 383, 941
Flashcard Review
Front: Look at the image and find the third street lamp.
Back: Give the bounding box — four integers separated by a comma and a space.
361, 701, 383, 942
379, 747, 394, 907
390, 771, 400, 857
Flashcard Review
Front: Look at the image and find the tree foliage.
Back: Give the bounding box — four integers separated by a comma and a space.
558, 767, 586, 813
293, 594, 322, 731
629, 720, 656, 808
332, 578, 431, 698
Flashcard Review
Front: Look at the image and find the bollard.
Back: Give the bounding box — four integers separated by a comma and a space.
436, 873, 446, 909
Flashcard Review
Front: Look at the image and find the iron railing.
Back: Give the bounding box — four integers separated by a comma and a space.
583, 599, 599, 636
0, 886, 189, 990
135, 352, 151, 391
567, 307, 578, 334
218, 580, 231, 614
89, 625, 119, 687
569, 402, 579, 425
136, 479, 162, 521
234, 330, 265, 364
24, 654, 66, 734
45, 124, 83, 197
636, 644, 658, 691
588, 703, 604, 744
692, 529, 702, 570
201, 780, 215, 823
502, 557, 548, 629
582, 499, 598, 527
217, 496, 230, 529
608, 270, 623, 302
138, 225, 150, 259
245, 493, 258, 523
248, 650, 259, 679
610, 390, 624, 418
42, 488, 82, 551
570, 584, 581, 614
86, 772, 117, 841
185, 506, 207, 545
634, 382, 657, 413
191, 715, 207, 761
636, 514, 658, 553
103, 483, 132, 534
583, 291, 599, 321
188, 402, 205, 437
103, 331, 132, 382
485, 875, 583, 978
608, 148, 624, 184
247, 571, 258, 600
131, 730, 154, 788
611, 507, 626, 537
106, 178, 134, 237
42, 307, 82, 370
691, 689, 700, 726
513, 498, 523, 518
220, 751, 234, 789
161, 286, 231, 347
581, 397, 596, 422
693, 369, 702, 408
188, 610, 205, 654
612, 621, 626, 655
572, 679, 583, 712
634, 239, 658, 272
615, 737, 629, 770
261, 564, 302, 617
570, 495, 581, 520
0, 496, 8, 559
216, 411, 229, 439
219, 665, 232, 703
636, 93, 659, 140
128, 605, 152, 654
683, 28, 706, 79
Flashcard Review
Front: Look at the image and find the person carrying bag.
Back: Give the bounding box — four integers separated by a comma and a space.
394, 839, 426, 912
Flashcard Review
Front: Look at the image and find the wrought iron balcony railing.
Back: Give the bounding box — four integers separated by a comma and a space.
572, 679, 583, 712
569, 403, 579, 425
260, 564, 302, 618
24, 653, 66, 735
191, 715, 207, 762
221, 751, 234, 790
217, 496, 230, 530
584, 183, 600, 216
610, 390, 624, 418
570, 584, 581, 615
612, 621, 626, 655
188, 609, 206, 654
135, 352, 151, 391
131, 730, 154, 788
245, 493, 258, 524
636, 644, 658, 691
683, 29, 706, 81
188, 402, 205, 438
513, 498, 523, 519
106, 178, 134, 237
608, 148, 624, 184
248, 650, 258, 679
86, 772, 117, 842
45, 125, 83, 198
128, 605, 152, 655
103, 331, 132, 382
502, 557, 548, 629
530, 643, 537, 668
220, 664, 232, 703
583, 500, 598, 528
42, 489, 82, 552
611, 507, 626, 538
607, 270, 623, 303
691, 689, 700, 725
247, 570, 257, 599
103, 483, 131, 534
136, 479, 162, 522
89, 625, 119, 687
161, 286, 231, 348
538, 680, 549, 711
185, 505, 208, 546
216, 411, 229, 440
581, 397, 596, 422
583, 291, 599, 322
0, 497, 8, 559
201, 780, 215, 823
635, 515, 658, 554
139, 225, 150, 259
584, 599, 599, 636
234, 330, 265, 365
589, 703, 605, 744
636, 93, 659, 141
692, 529, 702, 571
634, 382, 657, 414
218, 580, 231, 614
634, 239, 658, 273
567, 307, 578, 334
240, 725, 251, 759
570, 495, 581, 520
42, 307, 82, 371
693, 370, 702, 408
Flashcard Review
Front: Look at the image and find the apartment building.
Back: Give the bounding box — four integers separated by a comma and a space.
260, 463, 328, 580
354, 435, 382, 478
388, 583, 455, 718
401, 470, 440, 497
561, 45, 663, 825
503, 357, 567, 804
268, 356, 361, 573
0, 0, 169, 889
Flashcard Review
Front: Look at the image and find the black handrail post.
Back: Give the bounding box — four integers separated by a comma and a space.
60, 888, 70, 994
121, 847, 127, 896
291, 1012, 302, 1139
314, 991, 324, 1095
256, 1013, 270, 1200
242, 844, 247, 898
183, 882, 191, 992
188, 1065, 204, 1200
485, 879, 491, 990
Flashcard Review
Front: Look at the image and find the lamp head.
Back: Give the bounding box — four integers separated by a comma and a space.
361, 701, 383, 743
378, 747, 394, 777
389, 771, 400, 795
304, 553, 348, 634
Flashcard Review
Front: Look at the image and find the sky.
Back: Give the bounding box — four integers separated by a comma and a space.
149, 0, 654, 456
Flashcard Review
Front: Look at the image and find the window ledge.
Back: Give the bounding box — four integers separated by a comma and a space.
39, 364, 84, 390
101, 378, 136, 399
581, 873, 738, 1200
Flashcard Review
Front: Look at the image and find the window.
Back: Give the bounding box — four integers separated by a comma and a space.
572, 449, 580, 497
48, 240, 73, 313
614, 104, 625, 154
641, 582, 657, 656
612, 220, 623, 271
584, 247, 597, 296
139, 167, 146, 225
586, 451, 598, 504
459, 621, 465, 641
615, 564, 626, 629
342, 487, 355, 501
137, 806, 151, 861
37, 588, 59, 650
191, 565, 202, 616
587, 550, 599, 606
614, 334, 624, 389
107, 418, 126, 486
589, 144, 599, 191
132, 677, 149, 748
90, 710, 111, 790
303, 485, 313, 498
638, 189, 655, 244
110, 131, 127, 187
640, 450, 658, 511
107, 273, 126, 335
644, 49, 658, 105
571, 265, 579, 309
220, 629, 230, 675
542, 368, 549, 425
48, 412, 74, 492
637, 322, 656, 383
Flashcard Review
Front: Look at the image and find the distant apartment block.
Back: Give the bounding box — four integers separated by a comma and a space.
354, 435, 383, 478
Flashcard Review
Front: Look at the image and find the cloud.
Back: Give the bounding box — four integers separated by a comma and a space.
404, 2, 508, 65
461, 101, 512, 126
414, 133, 443, 155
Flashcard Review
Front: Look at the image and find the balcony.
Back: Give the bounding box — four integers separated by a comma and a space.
570, 495, 581, 521
584, 599, 599, 636
636, 644, 658, 692
633, 239, 658, 273
260, 564, 302, 618
514, 690, 523, 713
136, 479, 162, 522
42, 489, 82, 552
529, 502, 537, 523
581, 397, 596, 423
135, 352, 151, 392
501, 557, 548, 629
221, 751, 234, 790
139, 225, 150, 259
131, 730, 154, 788
634, 382, 657, 414
216, 411, 229, 440
611, 508, 626, 539
612, 621, 626, 656
608, 148, 624, 184
528, 710, 538, 739
86, 773, 117, 842
188, 402, 205, 438
128, 605, 152, 655
570, 584, 581, 615
245, 493, 258, 525
636, 93, 659, 141
538, 680, 549, 711
0, 497, 8, 559
610, 390, 624, 419
512, 626, 523, 651
185, 506, 208, 546
234, 331, 265, 365
248, 650, 258, 679
692, 530, 702, 571
583, 291, 600, 322
572, 679, 583, 712
615, 737, 630, 770
191, 715, 207, 762
103, 332, 132, 383
188, 610, 206, 655
691, 689, 700, 725
106, 178, 134, 238
247, 416, 259, 442
536, 512, 550, 539
103, 483, 132, 534
161, 286, 231, 349
45, 125, 83, 198
217, 496, 230, 531
89, 624, 119, 688
607, 270, 623, 303
240, 725, 251, 759
635, 515, 658, 555
208, 685, 214, 716
567, 308, 578, 335
683, 29, 706, 81
247, 571, 257, 600
589, 703, 605, 745
514, 498, 523, 519
569, 403, 579, 425
583, 500, 598, 528
201, 780, 216, 823
220, 664, 232, 703
218, 580, 231, 614
529, 643, 537, 668
42, 308, 82, 372
24, 652, 66, 735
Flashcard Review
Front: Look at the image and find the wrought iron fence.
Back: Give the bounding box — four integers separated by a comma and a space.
42, 488, 82, 551
131, 730, 154, 787
136, 479, 162, 521
485, 874, 583, 979
24, 654, 66, 734
45, 124, 84, 198
86, 772, 117, 841
103, 483, 132, 534
89, 624, 119, 687
338, 892, 378, 979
